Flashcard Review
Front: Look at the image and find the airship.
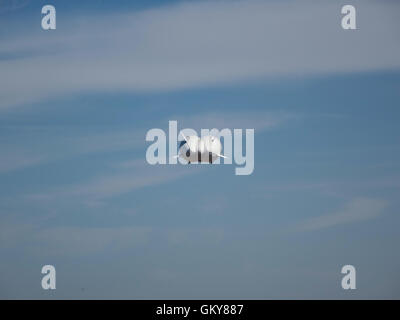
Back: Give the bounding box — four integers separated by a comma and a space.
177, 133, 227, 163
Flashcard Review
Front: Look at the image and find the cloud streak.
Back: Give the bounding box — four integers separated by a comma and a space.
172, 111, 295, 132
26, 164, 203, 203
296, 197, 388, 231
0, 110, 292, 173
0, 221, 152, 256
0, 126, 145, 173
1, 0, 400, 108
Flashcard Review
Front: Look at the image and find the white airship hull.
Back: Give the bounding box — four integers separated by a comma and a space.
178, 135, 224, 163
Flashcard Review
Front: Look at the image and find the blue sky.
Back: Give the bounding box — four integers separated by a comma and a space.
0, 0, 400, 299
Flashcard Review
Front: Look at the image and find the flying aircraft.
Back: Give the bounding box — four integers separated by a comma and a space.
176, 133, 227, 164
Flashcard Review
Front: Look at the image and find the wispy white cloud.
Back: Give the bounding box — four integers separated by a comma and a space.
0, 110, 292, 173
1, 0, 399, 108
172, 111, 295, 132
0, 220, 228, 258
63, 168, 196, 199
0, 151, 46, 173
0, 221, 152, 255
0, 126, 145, 173
31, 226, 152, 256
296, 197, 388, 231
0, 0, 30, 14
26, 165, 203, 203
